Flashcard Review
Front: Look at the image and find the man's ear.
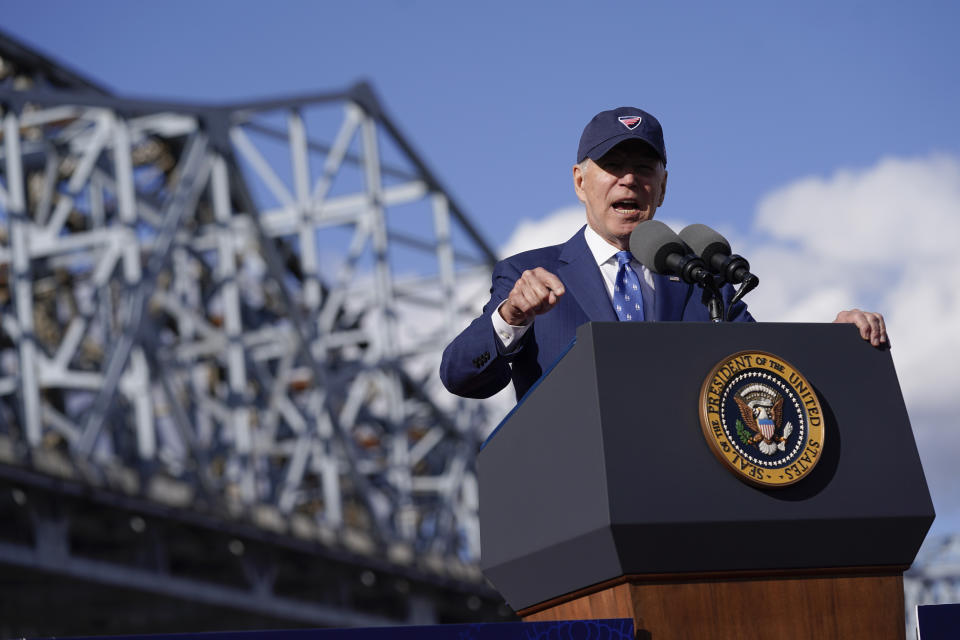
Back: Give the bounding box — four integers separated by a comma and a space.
572, 163, 586, 203
658, 170, 668, 206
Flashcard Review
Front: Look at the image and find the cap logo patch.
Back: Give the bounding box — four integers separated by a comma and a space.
618, 116, 642, 130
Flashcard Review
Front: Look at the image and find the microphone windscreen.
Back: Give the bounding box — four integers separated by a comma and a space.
678, 223, 730, 268
629, 220, 686, 274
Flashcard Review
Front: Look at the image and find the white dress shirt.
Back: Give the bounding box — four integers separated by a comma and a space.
491, 225, 657, 350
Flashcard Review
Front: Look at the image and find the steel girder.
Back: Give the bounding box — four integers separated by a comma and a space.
0, 63, 504, 583
0, 474, 508, 633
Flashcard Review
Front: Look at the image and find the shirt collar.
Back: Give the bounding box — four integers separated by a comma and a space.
583, 224, 625, 266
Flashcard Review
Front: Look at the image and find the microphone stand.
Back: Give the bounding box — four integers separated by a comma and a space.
695, 273, 725, 323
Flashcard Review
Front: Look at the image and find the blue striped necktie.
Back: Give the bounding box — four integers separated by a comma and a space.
613, 251, 645, 322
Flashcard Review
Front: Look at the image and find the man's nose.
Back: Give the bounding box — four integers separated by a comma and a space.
618, 168, 641, 186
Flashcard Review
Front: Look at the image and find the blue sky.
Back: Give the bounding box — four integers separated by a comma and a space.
3, 2, 959, 541
3, 0, 958, 251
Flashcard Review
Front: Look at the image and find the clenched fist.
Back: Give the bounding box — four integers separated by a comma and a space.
499, 268, 566, 326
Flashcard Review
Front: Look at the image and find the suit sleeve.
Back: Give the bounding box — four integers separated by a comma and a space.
439, 259, 528, 399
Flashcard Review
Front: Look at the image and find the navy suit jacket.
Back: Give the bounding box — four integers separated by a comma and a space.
440, 226, 753, 401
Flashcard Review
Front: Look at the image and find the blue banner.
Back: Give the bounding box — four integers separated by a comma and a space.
64, 619, 634, 640
918, 603, 960, 640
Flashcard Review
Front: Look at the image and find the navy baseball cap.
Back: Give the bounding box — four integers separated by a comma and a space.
577, 107, 666, 166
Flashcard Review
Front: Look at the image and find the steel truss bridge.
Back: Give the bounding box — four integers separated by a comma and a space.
0, 30, 513, 635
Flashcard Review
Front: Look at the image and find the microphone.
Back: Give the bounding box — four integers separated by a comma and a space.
678, 224, 757, 286
629, 220, 713, 286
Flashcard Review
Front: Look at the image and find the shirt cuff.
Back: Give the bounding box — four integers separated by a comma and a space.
491, 300, 531, 351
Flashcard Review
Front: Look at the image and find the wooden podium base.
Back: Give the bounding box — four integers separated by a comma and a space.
519, 567, 906, 640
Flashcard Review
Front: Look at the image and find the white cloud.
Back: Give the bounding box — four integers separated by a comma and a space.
744, 155, 960, 538
754, 155, 960, 264
746, 155, 960, 410
501, 153, 960, 537
497, 205, 585, 259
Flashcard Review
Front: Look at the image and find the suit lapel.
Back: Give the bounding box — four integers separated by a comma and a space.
556, 227, 694, 322
558, 228, 618, 322
653, 273, 693, 321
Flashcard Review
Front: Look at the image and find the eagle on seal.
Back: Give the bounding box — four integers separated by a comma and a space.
734, 384, 793, 455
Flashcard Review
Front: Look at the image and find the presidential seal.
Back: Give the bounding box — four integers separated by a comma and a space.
698, 351, 825, 488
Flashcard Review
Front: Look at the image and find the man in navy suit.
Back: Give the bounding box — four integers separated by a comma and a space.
440, 107, 886, 401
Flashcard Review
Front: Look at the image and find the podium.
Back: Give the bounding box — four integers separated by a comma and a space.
478, 322, 934, 639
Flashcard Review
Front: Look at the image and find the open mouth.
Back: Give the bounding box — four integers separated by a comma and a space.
612, 199, 640, 213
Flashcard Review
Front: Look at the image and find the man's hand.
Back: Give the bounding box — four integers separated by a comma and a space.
834, 308, 887, 347
499, 268, 565, 326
